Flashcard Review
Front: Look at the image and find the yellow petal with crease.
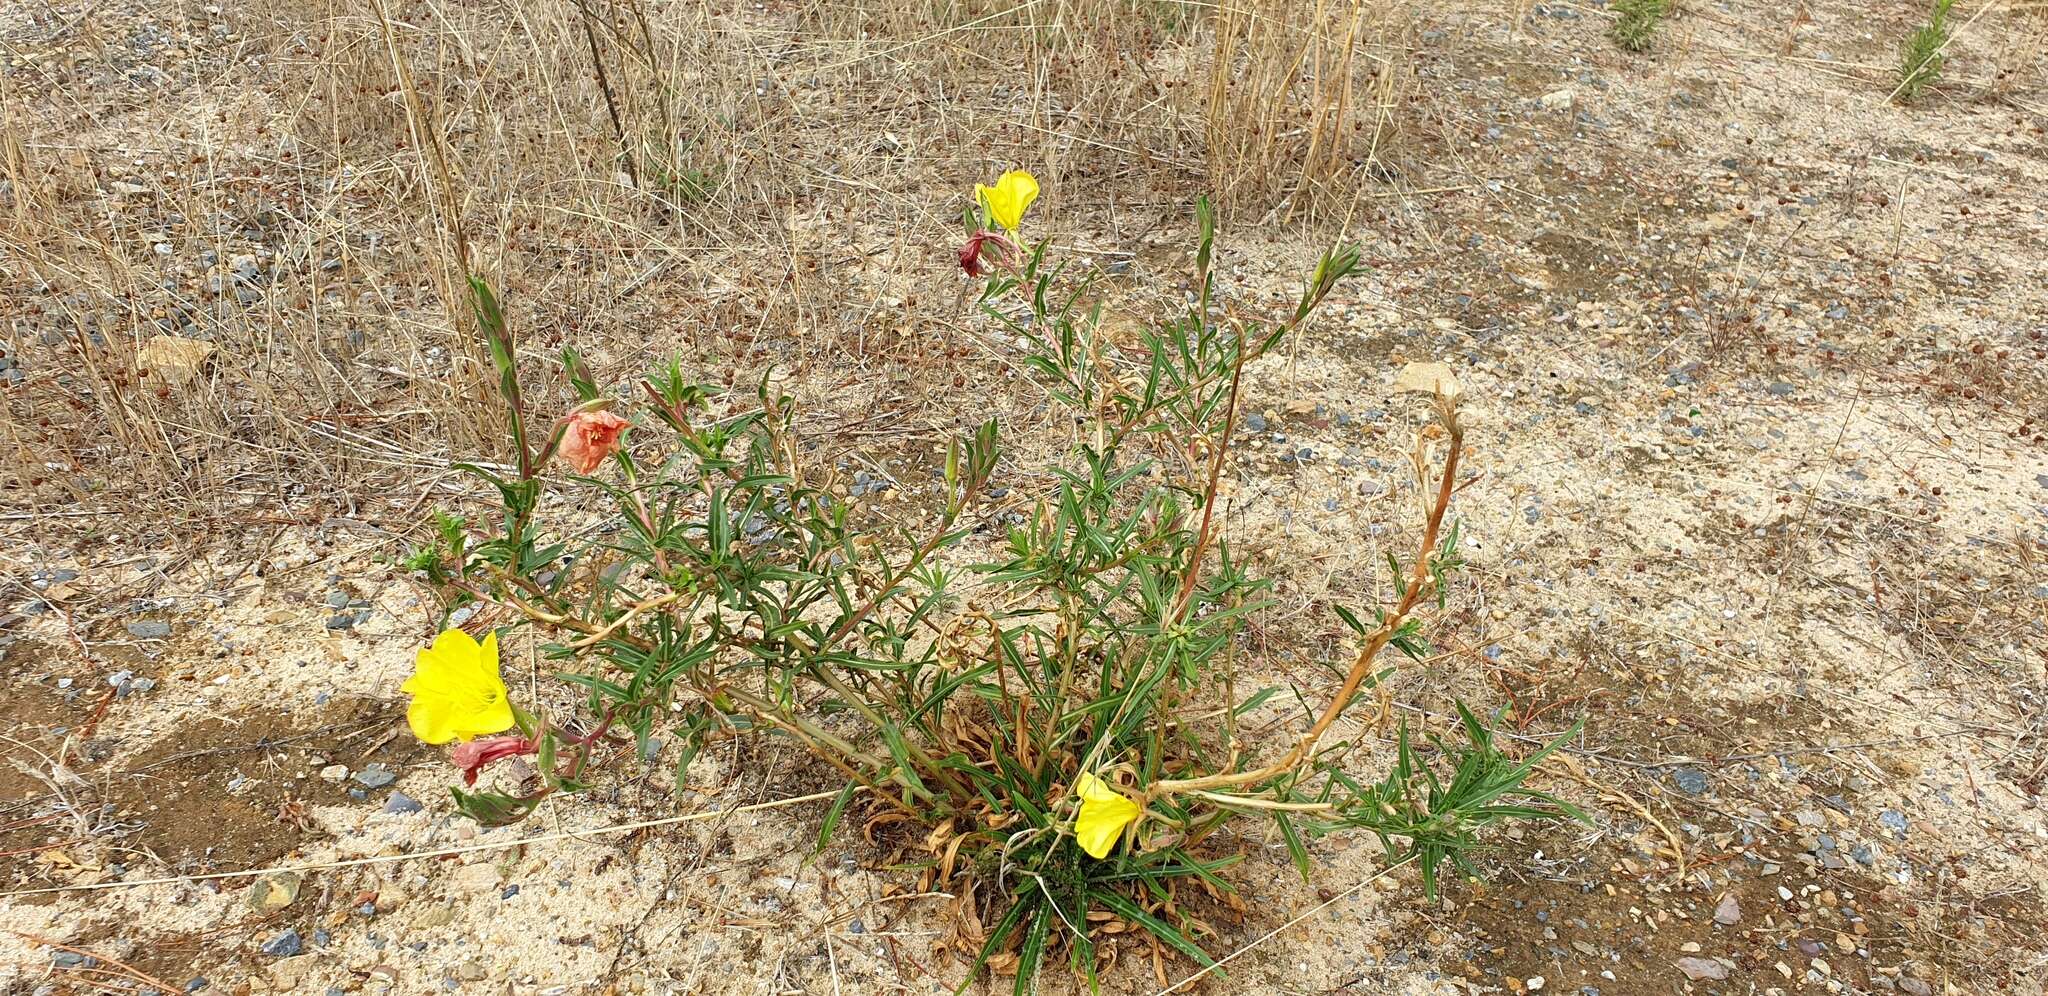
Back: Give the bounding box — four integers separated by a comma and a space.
1074, 772, 1140, 859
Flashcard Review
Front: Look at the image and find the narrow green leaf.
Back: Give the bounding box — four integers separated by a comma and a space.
1014, 901, 1052, 996
1275, 813, 1312, 883
816, 782, 859, 853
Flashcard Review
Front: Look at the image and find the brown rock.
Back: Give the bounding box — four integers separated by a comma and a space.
1714, 893, 1741, 925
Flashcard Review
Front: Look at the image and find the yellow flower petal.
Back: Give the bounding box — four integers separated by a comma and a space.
402, 628, 515, 745
977, 169, 1039, 233
406, 692, 460, 745
1074, 772, 1141, 859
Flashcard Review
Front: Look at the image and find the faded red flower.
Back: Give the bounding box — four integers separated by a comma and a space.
959, 232, 992, 278
557, 409, 631, 474
450, 734, 538, 786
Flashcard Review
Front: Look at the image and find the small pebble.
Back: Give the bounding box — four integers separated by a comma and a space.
1714, 893, 1741, 925
1670, 767, 1709, 795
260, 929, 303, 958
354, 764, 396, 789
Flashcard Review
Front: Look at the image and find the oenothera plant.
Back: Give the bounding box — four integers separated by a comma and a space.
403, 171, 1584, 990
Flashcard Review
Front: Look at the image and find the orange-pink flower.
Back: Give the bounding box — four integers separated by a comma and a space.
557, 409, 630, 474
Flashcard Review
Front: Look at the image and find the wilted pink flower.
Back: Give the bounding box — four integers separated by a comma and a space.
959, 232, 992, 278
557, 409, 630, 474
451, 734, 538, 786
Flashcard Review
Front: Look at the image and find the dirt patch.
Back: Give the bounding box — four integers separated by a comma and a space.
0, 639, 99, 810
109, 695, 433, 872
2, 686, 433, 898
0, 638, 113, 904
1448, 825, 1957, 995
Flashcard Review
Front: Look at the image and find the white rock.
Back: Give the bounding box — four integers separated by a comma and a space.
452, 862, 502, 892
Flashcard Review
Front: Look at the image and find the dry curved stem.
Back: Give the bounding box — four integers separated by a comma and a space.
1546, 753, 1688, 882
1148, 403, 1464, 804
1185, 790, 1334, 812
565, 591, 681, 649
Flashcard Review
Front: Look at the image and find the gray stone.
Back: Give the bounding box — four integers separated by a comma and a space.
383, 792, 424, 814
1670, 767, 1710, 795
325, 613, 356, 631
1766, 381, 1796, 397
260, 929, 303, 958
127, 620, 172, 639
1673, 957, 1728, 981
1879, 809, 1908, 834
354, 764, 396, 789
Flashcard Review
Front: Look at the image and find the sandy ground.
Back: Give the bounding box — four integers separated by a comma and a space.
4, 0, 2047, 993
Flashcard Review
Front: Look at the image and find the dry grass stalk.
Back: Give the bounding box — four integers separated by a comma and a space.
1204, 0, 1407, 221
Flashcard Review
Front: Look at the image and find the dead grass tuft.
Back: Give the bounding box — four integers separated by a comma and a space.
1205, 0, 1411, 221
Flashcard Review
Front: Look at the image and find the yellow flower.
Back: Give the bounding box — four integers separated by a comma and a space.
976, 170, 1039, 234
1073, 772, 1141, 859
402, 629, 515, 744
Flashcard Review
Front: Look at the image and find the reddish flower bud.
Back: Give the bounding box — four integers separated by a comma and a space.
451, 734, 538, 786
959, 232, 991, 278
